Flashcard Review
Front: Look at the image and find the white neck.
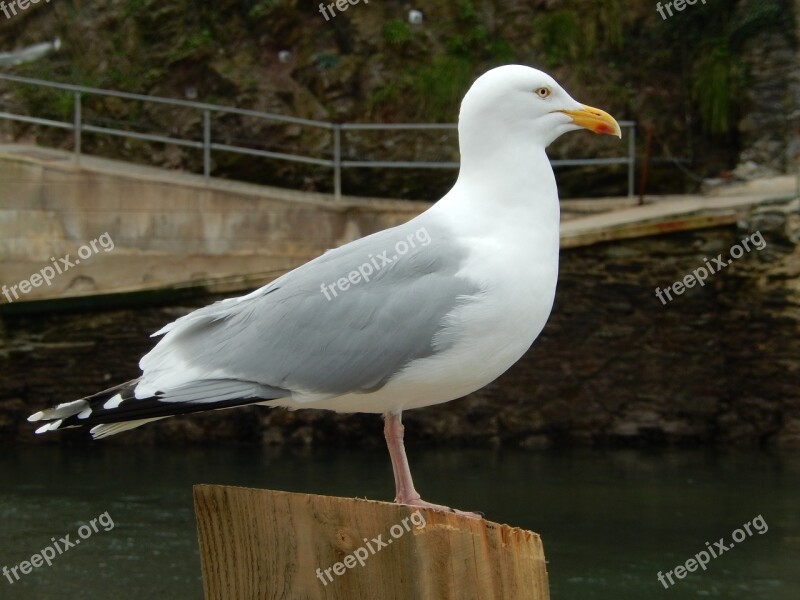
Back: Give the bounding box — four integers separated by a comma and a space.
433, 143, 560, 240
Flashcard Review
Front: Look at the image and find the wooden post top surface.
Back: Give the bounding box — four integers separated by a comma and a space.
194, 484, 549, 600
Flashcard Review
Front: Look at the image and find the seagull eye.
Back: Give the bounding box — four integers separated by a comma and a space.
534, 87, 551, 99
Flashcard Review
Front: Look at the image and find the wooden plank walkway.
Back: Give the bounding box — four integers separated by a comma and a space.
560, 192, 785, 248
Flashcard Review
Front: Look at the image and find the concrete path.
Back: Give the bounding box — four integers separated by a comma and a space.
1, 144, 796, 309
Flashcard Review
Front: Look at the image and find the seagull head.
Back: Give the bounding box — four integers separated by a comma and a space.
459, 65, 621, 150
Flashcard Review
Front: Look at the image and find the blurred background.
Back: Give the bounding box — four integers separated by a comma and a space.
1, 1, 798, 598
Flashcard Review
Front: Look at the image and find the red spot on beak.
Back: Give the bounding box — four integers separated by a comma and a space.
595, 123, 614, 135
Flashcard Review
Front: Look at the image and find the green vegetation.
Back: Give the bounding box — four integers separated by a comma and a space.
691, 44, 742, 134
0, 0, 794, 195
122, 0, 146, 18
455, 0, 477, 20
383, 19, 412, 45
249, 0, 282, 20
679, 0, 788, 134
531, 11, 583, 66
313, 53, 339, 71
531, 0, 629, 67
411, 56, 474, 121
366, 82, 401, 116
8, 81, 73, 128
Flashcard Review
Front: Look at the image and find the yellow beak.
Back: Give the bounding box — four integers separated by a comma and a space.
556, 105, 621, 138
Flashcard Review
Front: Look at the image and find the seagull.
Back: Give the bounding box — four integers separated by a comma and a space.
28, 65, 620, 516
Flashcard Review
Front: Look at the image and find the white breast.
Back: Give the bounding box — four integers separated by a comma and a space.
385, 211, 560, 411
287, 174, 561, 415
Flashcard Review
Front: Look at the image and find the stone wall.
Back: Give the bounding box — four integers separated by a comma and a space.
736, 0, 800, 174
2, 200, 797, 448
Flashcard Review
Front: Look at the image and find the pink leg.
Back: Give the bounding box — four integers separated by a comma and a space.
383, 411, 481, 519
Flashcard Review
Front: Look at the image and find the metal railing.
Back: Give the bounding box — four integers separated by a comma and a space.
0, 74, 636, 199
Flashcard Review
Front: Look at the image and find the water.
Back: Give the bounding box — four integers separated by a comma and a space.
1, 446, 798, 599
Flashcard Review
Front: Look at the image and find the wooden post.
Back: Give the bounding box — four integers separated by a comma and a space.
193, 485, 549, 600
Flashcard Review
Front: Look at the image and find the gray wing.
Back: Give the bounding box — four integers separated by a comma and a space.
137, 216, 480, 398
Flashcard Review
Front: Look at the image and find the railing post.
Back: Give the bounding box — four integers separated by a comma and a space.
203, 109, 211, 182
73, 91, 81, 164
627, 122, 636, 199
333, 124, 342, 200
0, 75, 634, 201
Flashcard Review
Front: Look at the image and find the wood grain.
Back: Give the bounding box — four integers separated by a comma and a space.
194, 485, 549, 600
